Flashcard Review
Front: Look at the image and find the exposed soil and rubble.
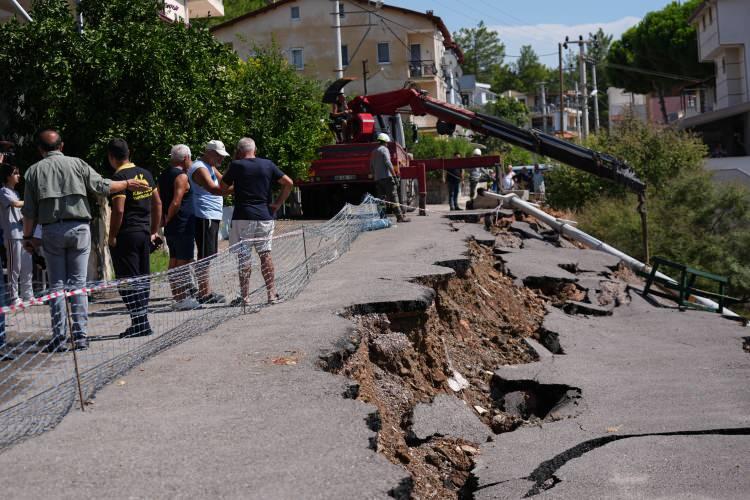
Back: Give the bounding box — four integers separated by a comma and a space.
320, 235, 568, 498
319, 207, 649, 499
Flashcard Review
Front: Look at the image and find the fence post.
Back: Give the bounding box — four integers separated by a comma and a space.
302, 226, 310, 281
65, 292, 86, 412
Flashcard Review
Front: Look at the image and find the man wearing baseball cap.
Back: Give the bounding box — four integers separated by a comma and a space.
187, 140, 229, 304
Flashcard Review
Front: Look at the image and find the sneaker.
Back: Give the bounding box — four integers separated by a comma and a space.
119, 324, 154, 339
229, 296, 249, 307
197, 292, 226, 304
396, 217, 411, 223
0, 347, 15, 361
173, 297, 202, 311
43, 338, 69, 353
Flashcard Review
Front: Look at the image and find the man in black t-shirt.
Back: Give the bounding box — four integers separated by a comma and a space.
221, 137, 293, 305
107, 139, 162, 338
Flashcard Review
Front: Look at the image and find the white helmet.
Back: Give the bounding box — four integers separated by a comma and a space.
377, 132, 390, 143
472, 148, 482, 156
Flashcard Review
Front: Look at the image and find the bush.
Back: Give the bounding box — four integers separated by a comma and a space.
545, 116, 707, 210
410, 135, 475, 160
574, 150, 750, 299
0, 0, 328, 178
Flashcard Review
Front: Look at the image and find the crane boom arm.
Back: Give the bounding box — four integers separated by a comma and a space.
350, 88, 645, 193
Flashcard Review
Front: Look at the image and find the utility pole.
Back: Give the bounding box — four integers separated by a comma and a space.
333, 0, 344, 79
362, 59, 369, 95
591, 59, 600, 133
538, 82, 548, 133
75, 0, 83, 34
578, 36, 589, 139
575, 82, 583, 139
558, 43, 564, 136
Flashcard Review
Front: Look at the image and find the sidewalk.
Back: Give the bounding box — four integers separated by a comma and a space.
0, 213, 466, 499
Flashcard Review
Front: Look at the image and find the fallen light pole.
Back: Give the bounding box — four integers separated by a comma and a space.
477, 188, 742, 320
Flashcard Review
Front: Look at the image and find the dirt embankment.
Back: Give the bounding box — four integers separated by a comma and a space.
322, 242, 548, 499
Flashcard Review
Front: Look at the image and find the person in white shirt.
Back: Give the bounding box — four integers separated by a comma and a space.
0, 163, 33, 304
501, 165, 516, 192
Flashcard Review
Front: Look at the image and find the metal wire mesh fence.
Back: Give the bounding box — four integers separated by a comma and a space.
0, 196, 382, 450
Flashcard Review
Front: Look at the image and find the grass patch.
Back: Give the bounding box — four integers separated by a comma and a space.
150, 249, 169, 274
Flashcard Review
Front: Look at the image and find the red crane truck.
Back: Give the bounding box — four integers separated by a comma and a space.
298, 84, 644, 218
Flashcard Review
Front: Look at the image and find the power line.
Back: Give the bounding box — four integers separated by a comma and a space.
606, 62, 707, 83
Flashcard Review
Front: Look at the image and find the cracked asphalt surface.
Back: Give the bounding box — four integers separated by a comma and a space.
475, 222, 750, 499
0, 212, 747, 499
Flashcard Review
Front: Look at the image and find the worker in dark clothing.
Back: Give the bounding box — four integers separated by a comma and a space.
330, 93, 352, 143
369, 133, 409, 223
447, 152, 463, 210
107, 138, 162, 338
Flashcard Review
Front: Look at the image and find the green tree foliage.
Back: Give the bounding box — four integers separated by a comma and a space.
513, 45, 550, 94
491, 64, 520, 93
606, 0, 713, 123
0, 0, 328, 179
233, 46, 330, 179
546, 114, 707, 209
577, 173, 750, 299
546, 116, 750, 299
486, 96, 529, 127
410, 135, 474, 160
453, 21, 506, 82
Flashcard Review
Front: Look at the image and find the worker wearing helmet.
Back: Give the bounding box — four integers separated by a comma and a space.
369, 133, 410, 223
468, 148, 483, 203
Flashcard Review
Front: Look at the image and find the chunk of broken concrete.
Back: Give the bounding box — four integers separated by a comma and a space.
509, 221, 545, 240
561, 300, 613, 316
410, 394, 492, 443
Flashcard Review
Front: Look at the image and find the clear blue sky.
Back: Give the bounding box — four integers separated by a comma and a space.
386, 0, 677, 65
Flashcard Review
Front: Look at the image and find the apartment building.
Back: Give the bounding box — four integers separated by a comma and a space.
211, 0, 464, 131
679, 1, 750, 157
458, 75, 497, 108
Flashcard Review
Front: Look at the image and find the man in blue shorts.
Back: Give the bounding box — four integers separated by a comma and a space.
221, 138, 293, 306
158, 144, 199, 311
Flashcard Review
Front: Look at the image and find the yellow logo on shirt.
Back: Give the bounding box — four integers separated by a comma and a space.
131, 173, 153, 201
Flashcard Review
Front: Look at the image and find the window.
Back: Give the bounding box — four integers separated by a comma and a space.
702, 15, 706, 31
338, 3, 345, 17
341, 45, 349, 67
290, 48, 304, 70
722, 57, 726, 74
291, 6, 300, 20
377, 42, 390, 64
709, 7, 713, 24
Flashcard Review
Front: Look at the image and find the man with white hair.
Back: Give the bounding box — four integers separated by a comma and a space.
158, 144, 199, 310
221, 138, 293, 305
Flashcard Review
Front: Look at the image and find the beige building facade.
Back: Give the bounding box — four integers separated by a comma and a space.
211, 0, 463, 131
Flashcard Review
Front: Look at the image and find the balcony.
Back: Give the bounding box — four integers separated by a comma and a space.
163, 0, 223, 22
188, 0, 224, 18
408, 60, 438, 79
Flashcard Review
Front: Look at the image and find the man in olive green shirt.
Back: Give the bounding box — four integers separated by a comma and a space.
22, 129, 145, 352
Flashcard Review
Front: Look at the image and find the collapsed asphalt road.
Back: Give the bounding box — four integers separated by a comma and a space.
0, 210, 747, 499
